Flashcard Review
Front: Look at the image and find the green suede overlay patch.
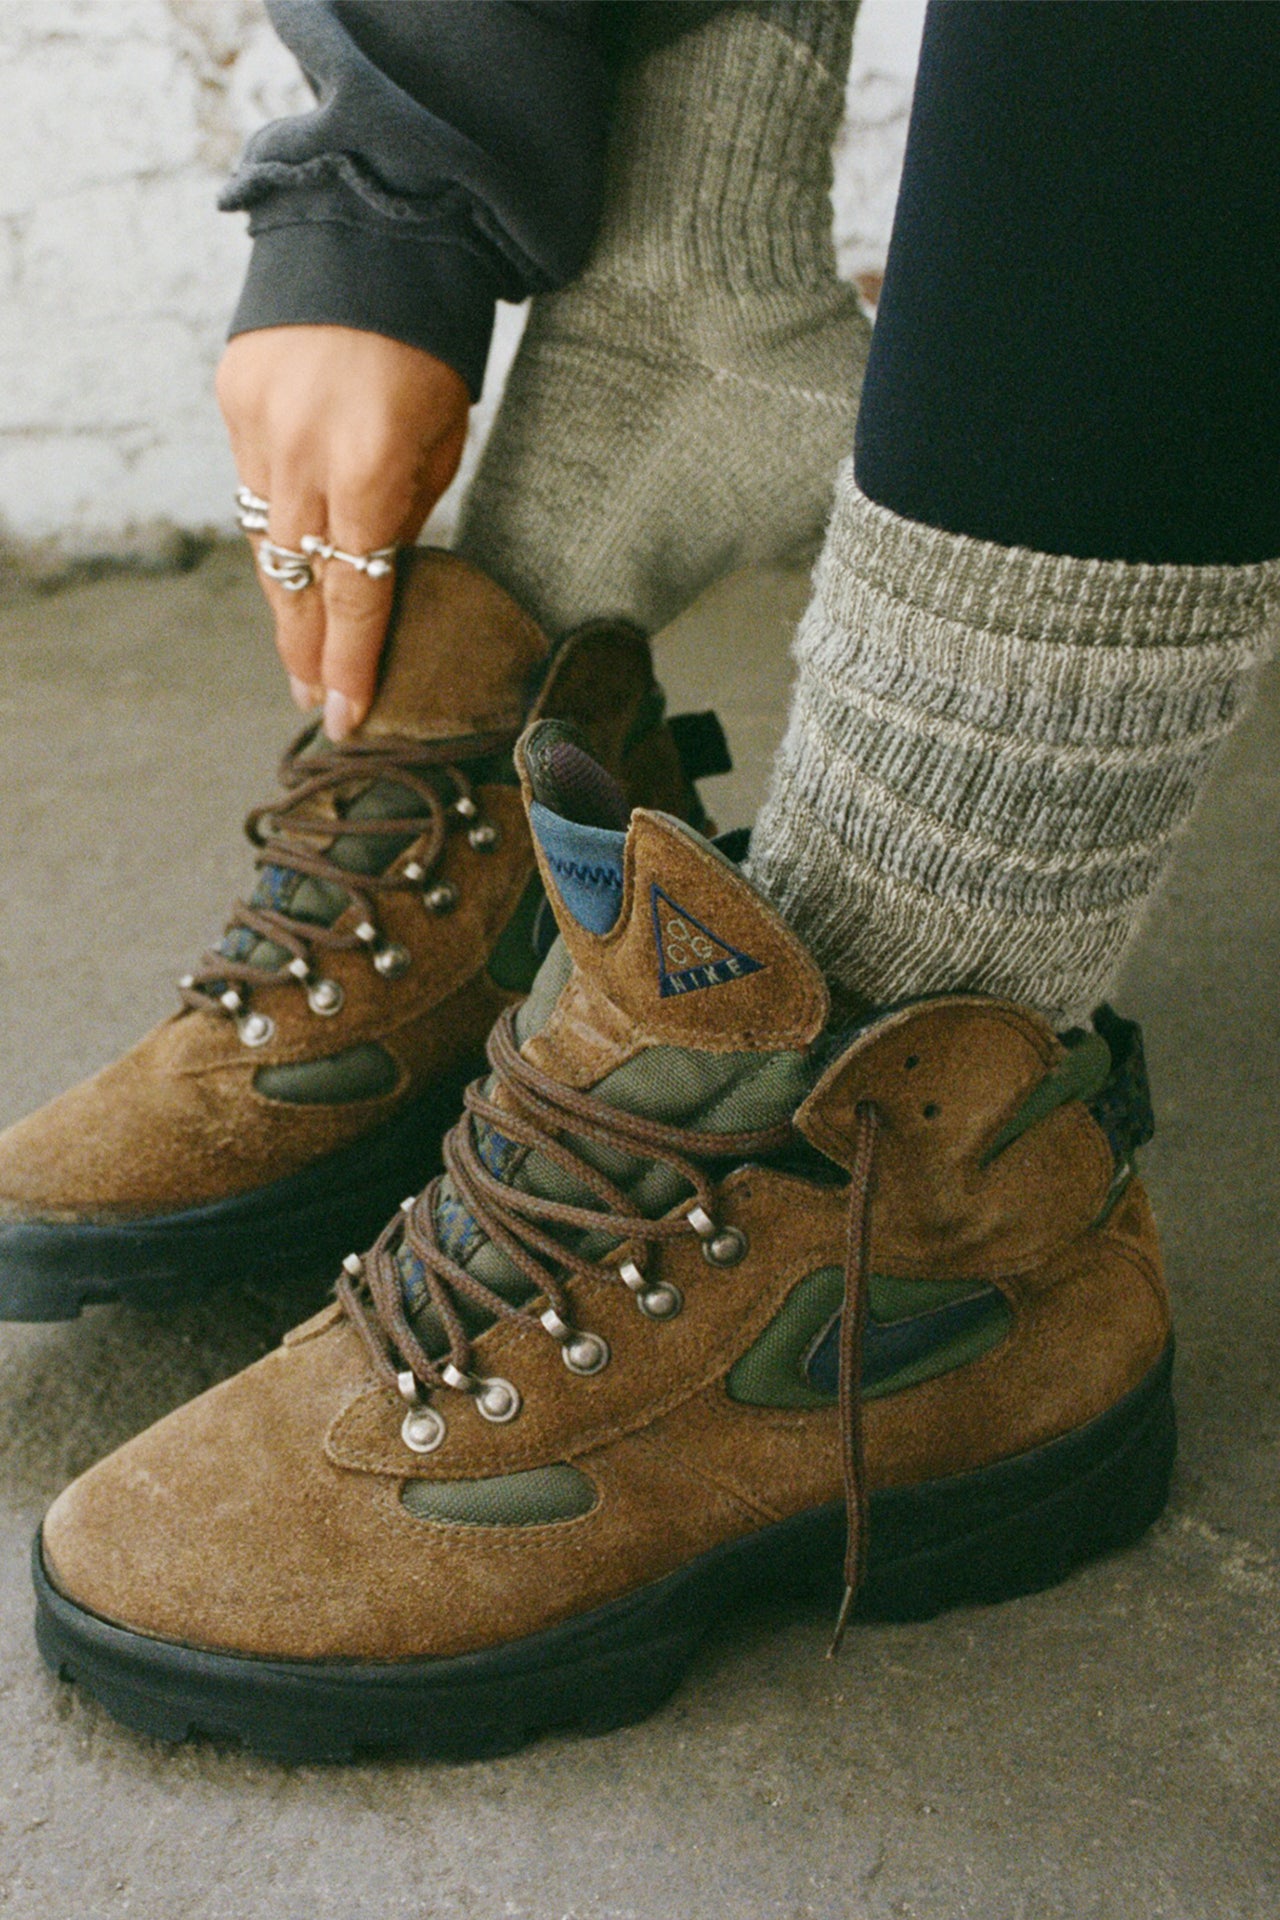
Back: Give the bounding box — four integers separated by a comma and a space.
726, 1268, 1012, 1408
399, 1462, 597, 1527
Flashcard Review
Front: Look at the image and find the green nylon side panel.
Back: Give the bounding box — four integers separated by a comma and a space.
253, 1041, 400, 1105
399, 1462, 597, 1527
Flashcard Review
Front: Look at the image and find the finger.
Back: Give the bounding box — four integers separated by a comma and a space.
317, 536, 397, 741
259, 481, 329, 705
312, 417, 470, 737
222, 398, 316, 695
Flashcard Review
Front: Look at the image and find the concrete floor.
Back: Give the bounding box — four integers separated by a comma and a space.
0, 548, 1276, 1920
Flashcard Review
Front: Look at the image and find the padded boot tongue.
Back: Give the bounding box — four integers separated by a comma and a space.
397, 726, 828, 1352
517, 721, 829, 1078
351, 550, 550, 744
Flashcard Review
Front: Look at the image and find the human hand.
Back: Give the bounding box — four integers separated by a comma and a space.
216, 325, 470, 739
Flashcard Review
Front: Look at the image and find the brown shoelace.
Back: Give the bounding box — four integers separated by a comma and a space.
339, 1004, 796, 1391
828, 1099, 880, 1657
180, 721, 512, 1017
338, 1003, 883, 1645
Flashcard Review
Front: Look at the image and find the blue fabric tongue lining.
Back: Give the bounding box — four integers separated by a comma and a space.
529, 802, 626, 935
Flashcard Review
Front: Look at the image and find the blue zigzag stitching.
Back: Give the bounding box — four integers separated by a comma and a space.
547, 853, 621, 890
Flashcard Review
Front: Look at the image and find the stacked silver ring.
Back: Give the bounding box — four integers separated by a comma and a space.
234, 485, 269, 532
234, 486, 396, 593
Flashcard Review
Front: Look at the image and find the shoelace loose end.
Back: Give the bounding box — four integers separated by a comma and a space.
826, 1582, 856, 1661
825, 1099, 881, 1663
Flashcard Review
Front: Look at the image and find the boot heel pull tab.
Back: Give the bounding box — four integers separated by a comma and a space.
668, 710, 733, 783
1089, 1003, 1156, 1157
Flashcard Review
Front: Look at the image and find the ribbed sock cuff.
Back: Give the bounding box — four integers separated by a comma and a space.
748, 467, 1280, 1022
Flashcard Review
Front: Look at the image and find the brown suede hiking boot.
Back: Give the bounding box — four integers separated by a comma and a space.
0, 554, 728, 1319
34, 725, 1174, 1760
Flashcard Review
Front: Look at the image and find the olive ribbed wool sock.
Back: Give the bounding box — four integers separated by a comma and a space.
747, 465, 1280, 1025
456, 2, 869, 639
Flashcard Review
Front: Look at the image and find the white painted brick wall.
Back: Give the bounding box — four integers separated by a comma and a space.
0, 0, 924, 561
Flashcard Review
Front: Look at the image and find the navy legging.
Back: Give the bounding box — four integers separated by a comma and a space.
855, 1, 1280, 566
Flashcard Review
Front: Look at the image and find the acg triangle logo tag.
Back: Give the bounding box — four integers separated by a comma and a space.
650, 885, 764, 997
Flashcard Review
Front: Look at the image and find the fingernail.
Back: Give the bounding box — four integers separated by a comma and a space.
289, 676, 318, 712
324, 689, 355, 741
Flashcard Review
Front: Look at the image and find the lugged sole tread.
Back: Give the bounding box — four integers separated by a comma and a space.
33, 1345, 1176, 1762
0, 1065, 480, 1321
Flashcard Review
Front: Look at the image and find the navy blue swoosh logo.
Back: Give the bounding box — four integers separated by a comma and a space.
806, 1287, 1006, 1395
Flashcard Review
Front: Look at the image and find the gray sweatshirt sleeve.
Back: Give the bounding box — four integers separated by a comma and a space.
220, 1, 616, 398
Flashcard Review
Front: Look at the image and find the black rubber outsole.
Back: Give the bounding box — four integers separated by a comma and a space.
34, 1343, 1176, 1762
0, 1065, 479, 1322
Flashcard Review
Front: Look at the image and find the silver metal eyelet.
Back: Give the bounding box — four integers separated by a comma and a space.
620, 1258, 681, 1318
237, 1010, 276, 1049
703, 1226, 748, 1267
423, 882, 458, 915
686, 1203, 747, 1267
397, 1367, 447, 1454
373, 942, 411, 980
467, 821, 499, 852
562, 1331, 610, 1376
638, 1281, 683, 1320
401, 1405, 446, 1454
476, 1377, 522, 1423
307, 977, 344, 1016
540, 1306, 610, 1375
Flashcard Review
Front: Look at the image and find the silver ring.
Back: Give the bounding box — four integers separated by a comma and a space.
234, 485, 269, 533
300, 535, 398, 581
257, 538, 315, 592
237, 485, 397, 588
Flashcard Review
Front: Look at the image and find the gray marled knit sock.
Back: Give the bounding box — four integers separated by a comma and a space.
747, 465, 1280, 1024
457, 2, 869, 639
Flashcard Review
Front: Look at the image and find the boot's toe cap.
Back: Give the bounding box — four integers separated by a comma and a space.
40, 1317, 394, 1657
